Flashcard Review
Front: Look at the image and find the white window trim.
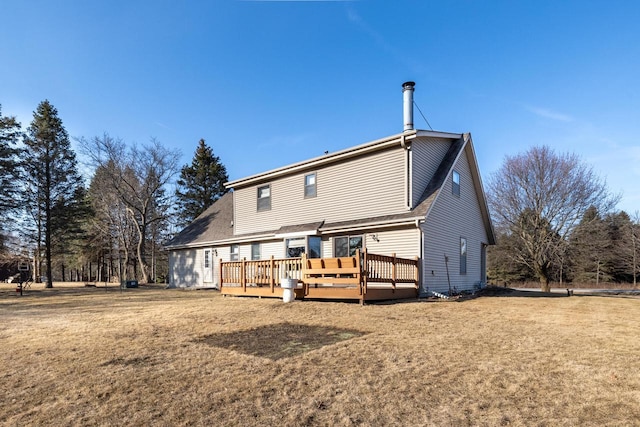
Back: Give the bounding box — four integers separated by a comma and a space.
304, 172, 317, 199
257, 184, 271, 211
230, 244, 239, 261
452, 170, 460, 197
251, 243, 261, 260
460, 237, 467, 275
333, 234, 364, 257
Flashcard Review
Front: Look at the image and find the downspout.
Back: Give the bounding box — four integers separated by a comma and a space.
418, 219, 425, 296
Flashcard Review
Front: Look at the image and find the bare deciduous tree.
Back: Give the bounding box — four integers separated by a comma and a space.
81, 134, 180, 284
487, 145, 618, 291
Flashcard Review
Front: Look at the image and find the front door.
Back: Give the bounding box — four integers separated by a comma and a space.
203, 249, 213, 283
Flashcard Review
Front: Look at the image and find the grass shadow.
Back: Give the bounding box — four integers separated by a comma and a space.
477, 287, 569, 298
196, 323, 366, 361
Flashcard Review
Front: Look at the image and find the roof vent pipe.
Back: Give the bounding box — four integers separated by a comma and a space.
402, 81, 415, 132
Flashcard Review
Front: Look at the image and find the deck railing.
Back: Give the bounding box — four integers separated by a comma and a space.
364, 252, 420, 291
221, 257, 303, 293
220, 250, 419, 297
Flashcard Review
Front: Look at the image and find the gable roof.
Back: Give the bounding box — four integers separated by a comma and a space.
313, 133, 495, 244
164, 192, 234, 249
416, 133, 496, 244
165, 130, 495, 249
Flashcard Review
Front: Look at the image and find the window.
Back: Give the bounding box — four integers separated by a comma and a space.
257, 185, 271, 211
251, 243, 261, 260
230, 244, 239, 261
334, 235, 363, 257
204, 249, 211, 268
284, 236, 322, 258
286, 238, 306, 258
460, 237, 467, 275
452, 170, 460, 197
308, 236, 321, 258
304, 173, 317, 198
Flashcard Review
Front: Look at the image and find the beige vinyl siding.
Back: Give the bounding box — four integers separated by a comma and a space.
320, 228, 419, 258
233, 147, 407, 235
364, 228, 420, 259
258, 240, 283, 259
321, 237, 333, 258
421, 147, 489, 295
169, 249, 203, 288
222, 240, 285, 261
411, 137, 454, 207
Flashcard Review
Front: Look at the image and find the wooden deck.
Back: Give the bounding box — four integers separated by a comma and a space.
220, 250, 419, 303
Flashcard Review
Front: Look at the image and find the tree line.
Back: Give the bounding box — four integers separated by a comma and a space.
487, 146, 638, 290
0, 101, 227, 286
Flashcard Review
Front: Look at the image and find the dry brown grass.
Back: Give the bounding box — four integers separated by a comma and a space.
510, 281, 639, 290
1, 283, 639, 426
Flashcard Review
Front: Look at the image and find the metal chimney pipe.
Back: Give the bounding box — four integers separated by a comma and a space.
402, 81, 415, 131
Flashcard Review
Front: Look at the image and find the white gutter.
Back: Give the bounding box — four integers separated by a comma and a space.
318, 218, 422, 234
164, 232, 278, 250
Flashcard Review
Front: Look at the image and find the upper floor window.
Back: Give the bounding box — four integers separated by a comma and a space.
230, 244, 239, 261
334, 235, 363, 257
460, 237, 467, 275
452, 170, 460, 197
251, 243, 261, 260
304, 173, 317, 198
257, 185, 271, 211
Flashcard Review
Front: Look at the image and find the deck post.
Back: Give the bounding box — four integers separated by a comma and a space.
391, 253, 397, 292
270, 256, 275, 293
301, 253, 307, 296
361, 249, 368, 297
414, 256, 420, 292
241, 258, 246, 293
358, 249, 365, 304
219, 260, 224, 291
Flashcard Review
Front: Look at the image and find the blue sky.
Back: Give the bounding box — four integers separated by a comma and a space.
2, 0, 639, 213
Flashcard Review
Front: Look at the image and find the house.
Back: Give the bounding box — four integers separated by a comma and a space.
164, 82, 495, 297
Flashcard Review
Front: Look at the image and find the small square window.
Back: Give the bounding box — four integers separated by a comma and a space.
230, 244, 239, 261
304, 173, 317, 198
257, 185, 271, 211
334, 235, 363, 257
452, 170, 460, 197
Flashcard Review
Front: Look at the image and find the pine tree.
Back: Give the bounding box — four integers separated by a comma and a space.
21, 100, 84, 288
175, 139, 228, 226
568, 206, 610, 284
0, 105, 22, 241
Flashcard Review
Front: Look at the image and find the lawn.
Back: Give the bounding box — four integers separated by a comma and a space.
1, 283, 639, 426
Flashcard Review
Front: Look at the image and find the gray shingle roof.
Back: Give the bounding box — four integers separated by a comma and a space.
164, 192, 234, 248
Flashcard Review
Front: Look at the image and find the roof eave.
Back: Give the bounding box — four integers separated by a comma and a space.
225, 129, 462, 189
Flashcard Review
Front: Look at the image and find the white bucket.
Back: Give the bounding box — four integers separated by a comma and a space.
281, 278, 297, 303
